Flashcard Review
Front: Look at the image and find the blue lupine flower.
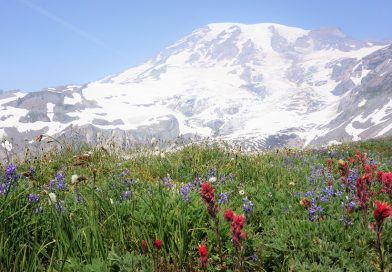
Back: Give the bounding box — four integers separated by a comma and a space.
179, 183, 193, 202
6, 162, 17, 176
162, 174, 173, 189
209, 167, 217, 177
218, 192, 229, 204
249, 254, 258, 261
242, 197, 254, 214
348, 201, 356, 209
305, 191, 312, 198
122, 190, 131, 200
295, 192, 301, 198
319, 196, 329, 202
219, 174, 226, 182
29, 166, 35, 176
27, 193, 40, 205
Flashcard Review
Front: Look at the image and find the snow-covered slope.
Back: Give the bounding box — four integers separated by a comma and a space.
1, 23, 391, 154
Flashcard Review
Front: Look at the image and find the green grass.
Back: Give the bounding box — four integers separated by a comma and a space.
0, 137, 391, 271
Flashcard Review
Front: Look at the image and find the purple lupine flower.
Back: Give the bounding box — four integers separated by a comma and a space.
242, 197, 254, 215
6, 163, 17, 176
27, 193, 40, 205
179, 183, 193, 202
162, 174, 173, 189
348, 201, 356, 209
209, 167, 217, 178
122, 190, 131, 200
28, 166, 36, 176
249, 254, 258, 261
304, 191, 312, 198
218, 192, 229, 204
323, 186, 335, 196
319, 196, 329, 202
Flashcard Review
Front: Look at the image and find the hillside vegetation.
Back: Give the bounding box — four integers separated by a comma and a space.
0, 138, 392, 271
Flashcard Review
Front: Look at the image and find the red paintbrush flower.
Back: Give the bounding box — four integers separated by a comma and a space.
198, 244, 208, 267
327, 159, 332, 170
154, 239, 162, 250
201, 182, 215, 203
374, 202, 392, 225
224, 209, 234, 221
141, 239, 148, 253
230, 214, 246, 247
200, 182, 219, 218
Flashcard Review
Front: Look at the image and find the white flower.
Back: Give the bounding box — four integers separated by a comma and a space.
48, 192, 57, 204
209, 176, 217, 183
71, 174, 79, 184
239, 190, 245, 195
160, 152, 166, 159
110, 198, 114, 205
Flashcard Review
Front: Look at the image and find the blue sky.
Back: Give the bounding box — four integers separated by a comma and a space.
1, 0, 391, 92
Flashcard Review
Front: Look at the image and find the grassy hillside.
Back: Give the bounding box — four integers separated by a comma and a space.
0, 137, 391, 271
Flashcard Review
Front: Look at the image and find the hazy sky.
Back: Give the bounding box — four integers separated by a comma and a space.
1, 0, 391, 92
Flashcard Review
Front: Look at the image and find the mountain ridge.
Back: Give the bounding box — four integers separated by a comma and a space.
1, 22, 391, 158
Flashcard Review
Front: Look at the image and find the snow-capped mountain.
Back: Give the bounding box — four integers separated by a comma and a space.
1, 23, 392, 155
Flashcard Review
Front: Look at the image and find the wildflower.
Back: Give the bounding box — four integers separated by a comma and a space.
6, 162, 17, 176
198, 244, 208, 267
154, 239, 162, 250
224, 209, 234, 221
48, 192, 57, 204
27, 193, 40, 205
249, 254, 258, 261
141, 240, 148, 253
381, 172, 392, 197
242, 197, 254, 215
200, 182, 219, 218
304, 191, 312, 198
219, 174, 226, 182
373, 201, 392, 272
29, 166, 35, 176
327, 159, 332, 170
179, 183, 193, 202
71, 174, 79, 184
110, 198, 114, 205
122, 190, 131, 200
374, 202, 392, 225
218, 192, 229, 204
162, 174, 173, 189
209, 167, 217, 178
208, 176, 217, 183
230, 214, 246, 247
300, 198, 311, 208
288, 181, 295, 187
238, 190, 245, 195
